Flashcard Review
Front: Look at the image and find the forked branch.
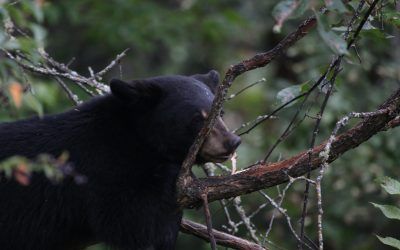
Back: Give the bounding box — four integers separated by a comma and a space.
179, 88, 400, 208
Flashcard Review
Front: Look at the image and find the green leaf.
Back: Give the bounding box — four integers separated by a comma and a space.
300, 80, 311, 93
380, 176, 400, 195
315, 11, 348, 55
376, 235, 400, 249
272, 0, 309, 33
372, 203, 400, 220
276, 85, 302, 107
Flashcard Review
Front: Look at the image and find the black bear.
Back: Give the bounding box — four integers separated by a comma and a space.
0, 70, 241, 250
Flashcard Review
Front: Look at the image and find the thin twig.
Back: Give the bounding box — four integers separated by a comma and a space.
2, 49, 110, 93
299, 2, 375, 248
178, 84, 400, 208
233, 197, 261, 244
227, 78, 267, 100
233, 114, 278, 134
201, 192, 217, 250
92, 48, 130, 80
177, 14, 320, 203
181, 219, 266, 250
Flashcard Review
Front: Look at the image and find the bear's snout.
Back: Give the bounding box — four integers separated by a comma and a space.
224, 133, 241, 153
199, 117, 241, 163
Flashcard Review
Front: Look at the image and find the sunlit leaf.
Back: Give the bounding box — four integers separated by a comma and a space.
380, 176, 400, 195
372, 203, 400, 220
376, 235, 400, 249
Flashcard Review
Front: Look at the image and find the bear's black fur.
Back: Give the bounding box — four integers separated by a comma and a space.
0, 70, 236, 250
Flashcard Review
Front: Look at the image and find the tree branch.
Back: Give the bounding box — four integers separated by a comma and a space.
177, 12, 318, 205
179, 87, 400, 208
180, 219, 265, 250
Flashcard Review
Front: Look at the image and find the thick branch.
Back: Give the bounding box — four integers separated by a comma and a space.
179, 88, 400, 208
384, 116, 400, 130
177, 14, 318, 203
180, 219, 265, 250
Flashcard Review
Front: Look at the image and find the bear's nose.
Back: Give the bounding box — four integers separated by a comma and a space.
225, 134, 241, 152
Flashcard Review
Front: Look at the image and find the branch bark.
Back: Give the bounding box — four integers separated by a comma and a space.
179, 88, 400, 208
180, 219, 265, 250
177, 13, 318, 206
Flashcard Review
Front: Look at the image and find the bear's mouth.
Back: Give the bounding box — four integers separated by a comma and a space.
200, 153, 232, 163
213, 155, 230, 161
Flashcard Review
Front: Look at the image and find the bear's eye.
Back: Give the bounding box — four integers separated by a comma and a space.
191, 112, 204, 124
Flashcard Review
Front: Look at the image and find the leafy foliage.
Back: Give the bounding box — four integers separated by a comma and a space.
373, 177, 400, 249
381, 176, 400, 195
376, 236, 400, 250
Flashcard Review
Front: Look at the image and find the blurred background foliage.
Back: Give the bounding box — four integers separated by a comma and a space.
0, 0, 399, 249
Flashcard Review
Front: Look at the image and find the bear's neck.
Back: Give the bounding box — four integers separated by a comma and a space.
63, 95, 154, 151
49, 95, 180, 172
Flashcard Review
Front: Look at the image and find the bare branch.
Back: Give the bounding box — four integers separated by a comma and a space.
180, 219, 265, 250
2, 49, 110, 93
299, 1, 379, 248
92, 48, 129, 80
178, 86, 400, 208
227, 78, 267, 101
201, 192, 217, 250
232, 197, 260, 244
385, 116, 400, 129
177, 13, 319, 205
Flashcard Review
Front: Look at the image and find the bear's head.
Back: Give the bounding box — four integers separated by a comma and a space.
110, 70, 241, 164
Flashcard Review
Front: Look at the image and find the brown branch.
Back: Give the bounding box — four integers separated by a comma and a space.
91, 48, 129, 80
180, 219, 265, 250
383, 116, 400, 130
201, 192, 217, 250
179, 87, 400, 208
177, 14, 318, 205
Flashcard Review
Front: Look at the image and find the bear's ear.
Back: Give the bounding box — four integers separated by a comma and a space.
110, 78, 162, 105
191, 70, 220, 94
